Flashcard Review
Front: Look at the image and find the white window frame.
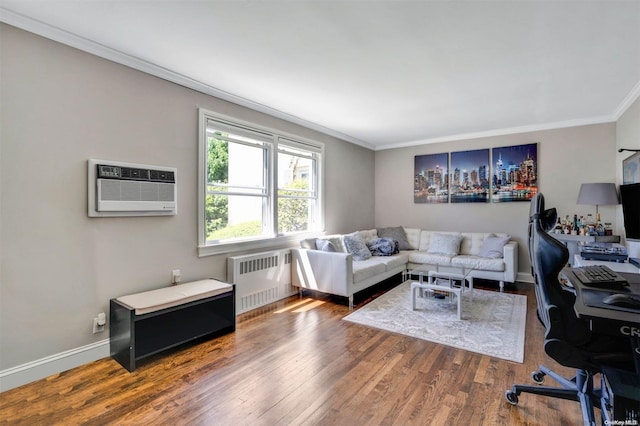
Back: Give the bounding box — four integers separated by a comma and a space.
198, 108, 324, 256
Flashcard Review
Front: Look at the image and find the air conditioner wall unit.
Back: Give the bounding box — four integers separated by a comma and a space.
88, 159, 177, 217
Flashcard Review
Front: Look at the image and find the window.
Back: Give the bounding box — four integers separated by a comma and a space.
198, 109, 323, 255
277, 141, 319, 234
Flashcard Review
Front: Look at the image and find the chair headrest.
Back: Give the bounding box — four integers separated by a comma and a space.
529, 193, 556, 232
529, 193, 544, 220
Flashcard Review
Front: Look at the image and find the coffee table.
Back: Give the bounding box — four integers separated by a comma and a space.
408, 264, 475, 320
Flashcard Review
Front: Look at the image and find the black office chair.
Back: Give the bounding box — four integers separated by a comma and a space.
505, 193, 632, 425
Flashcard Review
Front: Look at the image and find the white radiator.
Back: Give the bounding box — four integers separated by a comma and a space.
227, 249, 295, 314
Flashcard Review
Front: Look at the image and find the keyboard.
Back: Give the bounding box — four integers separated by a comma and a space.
571, 265, 630, 289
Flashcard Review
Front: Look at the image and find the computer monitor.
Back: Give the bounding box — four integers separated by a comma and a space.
620, 183, 640, 242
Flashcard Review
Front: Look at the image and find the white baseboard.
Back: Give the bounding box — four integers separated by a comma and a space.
517, 272, 534, 284
0, 339, 110, 393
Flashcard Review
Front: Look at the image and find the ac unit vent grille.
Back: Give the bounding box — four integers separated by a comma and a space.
150, 170, 175, 182
120, 167, 149, 180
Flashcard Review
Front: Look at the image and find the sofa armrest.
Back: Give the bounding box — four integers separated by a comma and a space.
291, 248, 353, 297
503, 240, 518, 283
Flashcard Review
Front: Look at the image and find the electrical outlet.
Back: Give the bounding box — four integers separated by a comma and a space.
93, 317, 105, 333
172, 269, 181, 285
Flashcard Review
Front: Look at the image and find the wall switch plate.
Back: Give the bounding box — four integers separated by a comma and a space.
172, 269, 181, 285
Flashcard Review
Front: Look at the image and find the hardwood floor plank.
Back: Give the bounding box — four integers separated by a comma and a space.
0, 281, 594, 425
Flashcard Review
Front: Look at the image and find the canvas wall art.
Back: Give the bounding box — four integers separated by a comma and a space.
623, 152, 640, 184
414, 153, 449, 203
450, 149, 490, 203
491, 143, 538, 202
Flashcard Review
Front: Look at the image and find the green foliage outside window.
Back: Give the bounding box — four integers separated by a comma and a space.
278, 179, 309, 233
206, 136, 228, 237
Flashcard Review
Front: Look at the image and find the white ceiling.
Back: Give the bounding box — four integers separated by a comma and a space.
2, 1, 639, 150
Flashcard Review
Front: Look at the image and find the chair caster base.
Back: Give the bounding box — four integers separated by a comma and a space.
532, 370, 545, 384
505, 389, 519, 405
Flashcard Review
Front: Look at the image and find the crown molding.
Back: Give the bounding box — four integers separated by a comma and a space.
613, 79, 640, 121
375, 115, 617, 151
0, 8, 374, 150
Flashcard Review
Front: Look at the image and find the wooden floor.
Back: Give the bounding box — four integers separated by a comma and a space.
1, 280, 589, 425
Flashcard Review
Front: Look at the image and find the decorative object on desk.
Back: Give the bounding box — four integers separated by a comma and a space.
449, 149, 489, 203
579, 242, 628, 263
622, 151, 640, 184
576, 182, 619, 223
414, 152, 449, 203
491, 143, 537, 203
342, 281, 526, 362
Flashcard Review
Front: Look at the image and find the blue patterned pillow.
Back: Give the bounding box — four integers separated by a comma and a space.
367, 238, 399, 256
343, 233, 372, 261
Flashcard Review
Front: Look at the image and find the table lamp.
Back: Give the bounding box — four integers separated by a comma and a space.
576, 183, 619, 222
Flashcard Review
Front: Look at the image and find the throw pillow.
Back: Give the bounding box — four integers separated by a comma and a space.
357, 229, 379, 245
478, 234, 511, 259
343, 233, 372, 261
377, 226, 413, 250
367, 237, 400, 256
327, 237, 345, 253
300, 238, 316, 249
315, 238, 337, 252
427, 233, 463, 256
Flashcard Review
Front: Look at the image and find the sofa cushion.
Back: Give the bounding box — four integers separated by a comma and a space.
367, 237, 399, 256
343, 232, 372, 261
315, 238, 337, 252
478, 234, 511, 258
366, 253, 410, 271
408, 252, 454, 265
377, 226, 413, 250
404, 228, 421, 250
303, 235, 345, 252
329, 236, 346, 253
451, 255, 505, 272
352, 260, 386, 283
357, 229, 379, 245
418, 230, 459, 251
301, 238, 316, 249
428, 233, 463, 255
460, 233, 486, 255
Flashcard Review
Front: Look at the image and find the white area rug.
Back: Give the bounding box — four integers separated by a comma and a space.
343, 281, 527, 363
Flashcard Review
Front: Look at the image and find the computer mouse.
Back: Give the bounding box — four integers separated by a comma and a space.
602, 294, 640, 309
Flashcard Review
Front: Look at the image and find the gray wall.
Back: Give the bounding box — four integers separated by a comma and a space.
374, 123, 618, 276
616, 96, 640, 257
0, 24, 375, 370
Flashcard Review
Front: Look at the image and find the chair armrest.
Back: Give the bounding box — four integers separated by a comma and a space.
291, 248, 353, 297
503, 241, 518, 283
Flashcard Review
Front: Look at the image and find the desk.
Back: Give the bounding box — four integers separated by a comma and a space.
563, 268, 640, 373
564, 269, 640, 421
550, 234, 620, 265
574, 254, 640, 274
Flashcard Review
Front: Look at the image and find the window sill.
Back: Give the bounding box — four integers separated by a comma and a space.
198, 232, 321, 257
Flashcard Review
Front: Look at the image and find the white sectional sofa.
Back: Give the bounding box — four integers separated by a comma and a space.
292, 227, 518, 309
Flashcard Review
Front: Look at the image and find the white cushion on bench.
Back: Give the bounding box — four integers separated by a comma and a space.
117, 279, 232, 315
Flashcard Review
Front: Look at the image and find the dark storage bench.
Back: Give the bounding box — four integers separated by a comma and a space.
110, 279, 235, 372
